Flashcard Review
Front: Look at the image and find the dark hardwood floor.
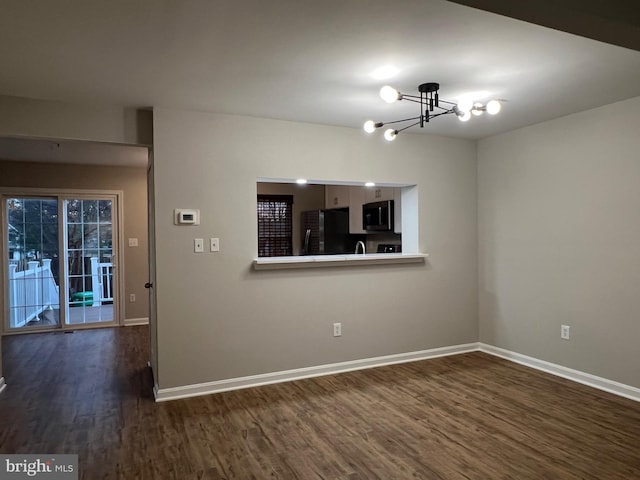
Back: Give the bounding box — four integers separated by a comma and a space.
1, 326, 639, 479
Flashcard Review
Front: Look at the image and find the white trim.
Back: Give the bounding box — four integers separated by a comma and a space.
115, 192, 126, 331
152, 342, 640, 403
479, 343, 640, 403
253, 253, 428, 270
153, 342, 477, 402
0, 187, 126, 197
147, 360, 160, 399
0, 377, 6, 395
123, 317, 148, 326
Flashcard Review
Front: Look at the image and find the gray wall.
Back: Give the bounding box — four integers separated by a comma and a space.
153, 108, 478, 389
0, 95, 152, 145
478, 96, 640, 388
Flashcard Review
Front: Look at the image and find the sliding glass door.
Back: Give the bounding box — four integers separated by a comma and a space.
6, 197, 61, 329
64, 198, 115, 325
4, 192, 120, 333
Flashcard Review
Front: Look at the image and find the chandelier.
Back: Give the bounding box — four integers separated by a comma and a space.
363, 82, 502, 141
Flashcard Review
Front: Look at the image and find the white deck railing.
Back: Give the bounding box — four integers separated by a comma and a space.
8, 259, 60, 328
9, 257, 113, 329
90, 257, 113, 305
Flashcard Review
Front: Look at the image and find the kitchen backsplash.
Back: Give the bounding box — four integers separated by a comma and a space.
366, 232, 402, 253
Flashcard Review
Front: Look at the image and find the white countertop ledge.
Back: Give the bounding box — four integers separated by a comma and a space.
253, 253, 428, 270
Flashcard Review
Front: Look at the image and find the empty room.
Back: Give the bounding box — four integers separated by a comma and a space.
1, 1, 639, 479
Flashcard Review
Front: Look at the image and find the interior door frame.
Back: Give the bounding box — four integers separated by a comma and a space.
147, 152, 159, 392
1, 187, 125, 335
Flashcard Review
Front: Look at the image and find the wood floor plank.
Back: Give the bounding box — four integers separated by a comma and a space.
1, 326, 639, 479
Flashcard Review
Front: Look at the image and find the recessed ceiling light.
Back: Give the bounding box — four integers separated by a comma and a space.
371, 65, 399, 80
365, 182, 375, 187
296, 179, 307, 184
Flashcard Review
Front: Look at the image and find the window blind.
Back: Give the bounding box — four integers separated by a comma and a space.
257, 195, 293, 257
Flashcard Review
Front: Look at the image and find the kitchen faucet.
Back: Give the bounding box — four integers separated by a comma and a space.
355, 241, 366, 255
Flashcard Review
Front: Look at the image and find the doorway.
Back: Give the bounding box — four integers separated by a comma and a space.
3, 191, 122, 333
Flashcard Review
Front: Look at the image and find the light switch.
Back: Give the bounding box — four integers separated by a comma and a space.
210, 237, 220, 252
194, 238, 204, 253
128, 238, 138, 247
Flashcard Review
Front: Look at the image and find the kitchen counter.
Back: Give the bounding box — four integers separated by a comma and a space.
253, 253, 428, 270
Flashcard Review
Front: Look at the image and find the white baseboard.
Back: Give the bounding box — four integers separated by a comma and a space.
0, 377, 6, 395
152, 342, 640, 403
147, 361, 160, 400
479, 343, 640, 403
153, 343, 478, 402
123, 317, 149, 326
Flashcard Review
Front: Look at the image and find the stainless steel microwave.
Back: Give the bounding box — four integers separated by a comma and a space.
362, 200, 394, 231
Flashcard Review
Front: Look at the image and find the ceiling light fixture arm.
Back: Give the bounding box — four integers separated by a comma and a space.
395, 120, 422, 134
401, 95, 457, 108
379, 115, 422, 126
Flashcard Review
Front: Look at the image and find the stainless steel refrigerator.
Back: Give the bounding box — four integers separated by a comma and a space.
301, 208, 359, 255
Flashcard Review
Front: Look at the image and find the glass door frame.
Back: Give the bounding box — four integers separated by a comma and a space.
2, 194, 63, 332
62, 193, 120, 329
1, 187, 124, 335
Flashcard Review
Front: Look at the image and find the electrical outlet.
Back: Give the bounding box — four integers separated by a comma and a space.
561, 325, 570, 340
333, 322, 342, 337
194, 238, 204, 253
210, 237, 220, 252
129, 294, 136, 303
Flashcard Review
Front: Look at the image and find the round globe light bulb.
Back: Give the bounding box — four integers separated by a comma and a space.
363, 120, 376, 133
380, 86, 400, 104
472, 103, 484, 116
458, 111, 471, 122
486, 99, 501, 115
384, 129, 397, 141
457, 97, 473, 113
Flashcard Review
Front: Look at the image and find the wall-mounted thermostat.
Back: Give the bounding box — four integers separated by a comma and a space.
174, 209, 200, 225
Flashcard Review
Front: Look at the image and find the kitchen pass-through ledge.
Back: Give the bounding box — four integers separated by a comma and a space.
253, 253, 428, 270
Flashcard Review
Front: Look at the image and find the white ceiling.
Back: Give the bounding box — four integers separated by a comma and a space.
0, 0, 640, 164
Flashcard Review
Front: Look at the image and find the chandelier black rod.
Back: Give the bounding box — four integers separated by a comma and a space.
380, 115, 422, 126
395, 120, 422, 134
400, 94, 458, 107
384, 110, 457, 130
426, 110, 455, 120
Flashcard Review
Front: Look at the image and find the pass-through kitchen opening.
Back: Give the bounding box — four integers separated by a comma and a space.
257, 182, 403, 257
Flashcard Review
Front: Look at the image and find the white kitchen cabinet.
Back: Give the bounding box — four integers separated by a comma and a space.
326, 185, 401, 234
325, 185, 350, 209
365, 186, 395, 203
